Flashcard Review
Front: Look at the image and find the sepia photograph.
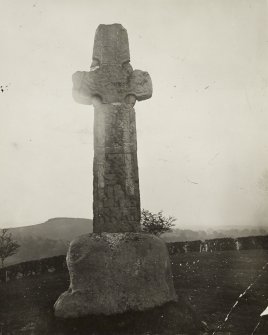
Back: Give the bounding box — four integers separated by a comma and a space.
0, 0, 267, 334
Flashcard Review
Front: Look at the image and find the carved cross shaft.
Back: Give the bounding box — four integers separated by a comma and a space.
72, 24, 152, 233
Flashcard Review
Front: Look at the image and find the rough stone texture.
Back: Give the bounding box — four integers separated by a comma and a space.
72, 24, 152, 105
54, 23, 177, 318
93, 102, 141, 233
72, 67, 152, 105
93, 24, 130, 66
72, 23, 152, 233
54, 233, 177, 318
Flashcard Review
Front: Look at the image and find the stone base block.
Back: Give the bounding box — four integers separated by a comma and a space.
54, 232, 177, 318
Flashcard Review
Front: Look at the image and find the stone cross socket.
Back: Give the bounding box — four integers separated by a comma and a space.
72, 24, 152, 233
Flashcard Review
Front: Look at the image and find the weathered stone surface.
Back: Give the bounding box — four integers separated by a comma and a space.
71, 23, 152, 233
72, 67, 152, 104
72, 23, 152, 105
93, 101, 140, 233
54, 24, 177, 319
54, 233, 177, 318
93, 24, 130, 66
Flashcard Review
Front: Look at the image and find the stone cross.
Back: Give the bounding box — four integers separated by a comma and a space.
72, 24, 152, 233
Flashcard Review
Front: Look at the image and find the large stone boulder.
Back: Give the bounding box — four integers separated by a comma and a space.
54, 232, 177, 318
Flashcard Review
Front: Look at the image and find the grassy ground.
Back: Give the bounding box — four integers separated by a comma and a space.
0, 249, 268, 334
171, 250, 268, 334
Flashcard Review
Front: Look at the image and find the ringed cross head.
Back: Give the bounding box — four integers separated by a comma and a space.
72, 23, 152, 105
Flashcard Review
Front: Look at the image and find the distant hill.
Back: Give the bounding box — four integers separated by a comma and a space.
5, 218, 93, 265
9, 217, 93, 241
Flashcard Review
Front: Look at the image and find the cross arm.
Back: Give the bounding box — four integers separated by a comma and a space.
127, 70, 152, 102
72, 68, 153, 105
72, 71, 96, 105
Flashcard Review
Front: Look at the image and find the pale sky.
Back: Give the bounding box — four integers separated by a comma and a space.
0, 0, 268, 230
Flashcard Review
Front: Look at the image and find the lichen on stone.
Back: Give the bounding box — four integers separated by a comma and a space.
102, 233, 125, 249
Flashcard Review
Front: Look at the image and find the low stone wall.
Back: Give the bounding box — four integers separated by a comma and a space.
1, 235, 267, 283
167, 235, 268, 255
0, 255, 66, 283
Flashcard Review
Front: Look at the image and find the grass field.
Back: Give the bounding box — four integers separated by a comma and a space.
0, 250, 268, 334
171, 250, 268, 334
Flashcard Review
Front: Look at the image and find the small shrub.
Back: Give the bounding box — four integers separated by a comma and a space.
141, 209, 176, 237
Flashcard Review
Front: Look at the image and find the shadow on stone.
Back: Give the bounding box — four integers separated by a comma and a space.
52, 299, 206, 335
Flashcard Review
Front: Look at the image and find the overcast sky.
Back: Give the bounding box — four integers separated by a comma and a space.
0, 0, 267, 230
